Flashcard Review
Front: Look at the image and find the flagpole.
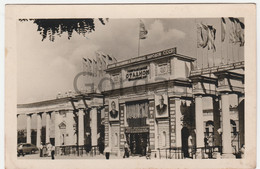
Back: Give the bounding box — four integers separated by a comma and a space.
138, 19, 141, 57
221, 18, 223, 65
195, 18, 198, 70
206, 22, 209, 68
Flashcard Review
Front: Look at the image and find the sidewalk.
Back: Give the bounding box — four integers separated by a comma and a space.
18, 153, 148, 160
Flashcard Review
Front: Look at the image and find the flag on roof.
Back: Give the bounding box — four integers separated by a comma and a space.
221, 17, 226, 42
112, 56, 117, 62
139, 20, 148, 40
102, 54, 107, 59
197, 23, 209, 48
83, 57, 87, 62
107, 54, 113, 61
197, 23, 216, 52
207, 25, 216, 52
229, 17, 245, 46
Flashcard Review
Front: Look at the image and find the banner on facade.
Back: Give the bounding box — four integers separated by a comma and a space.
155, 94, 169, 118
109, 98, 119, 121
125, 126, 149, 133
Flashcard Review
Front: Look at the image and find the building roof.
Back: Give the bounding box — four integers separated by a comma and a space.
17, 93, 103, 108
105, 47, 195, 72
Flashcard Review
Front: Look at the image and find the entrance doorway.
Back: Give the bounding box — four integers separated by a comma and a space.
129, 133, 148, 156
181, 127, 189, 158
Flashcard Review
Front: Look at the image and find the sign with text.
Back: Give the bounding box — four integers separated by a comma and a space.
125, 126, 149, 133
145, 47, 176, 60
126, 66, 149, 81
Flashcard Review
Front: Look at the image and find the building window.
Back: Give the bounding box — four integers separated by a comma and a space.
204, 120, 214, 146
126, 100, 149, 127
114, 133, 118, 146
162, 131, 166, 147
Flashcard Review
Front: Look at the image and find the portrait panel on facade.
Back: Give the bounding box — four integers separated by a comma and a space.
109, 99, 119, 121
155, 94, 169, 118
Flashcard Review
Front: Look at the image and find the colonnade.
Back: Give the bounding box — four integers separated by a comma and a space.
23, 107, 98, 149
194, 92, 244, 158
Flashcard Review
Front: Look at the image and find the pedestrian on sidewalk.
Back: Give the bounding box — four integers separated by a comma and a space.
146, 144, 151, 159
51, 144, 55, 160
123, 141, 130, 158
104, 144, 111, 160
39, 142, 43, 157
47, 142, 52, 157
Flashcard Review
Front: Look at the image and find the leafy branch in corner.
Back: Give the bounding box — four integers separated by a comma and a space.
19, 18, 109, 41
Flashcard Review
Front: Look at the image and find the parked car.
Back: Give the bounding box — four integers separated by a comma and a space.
17, 143, 38, 154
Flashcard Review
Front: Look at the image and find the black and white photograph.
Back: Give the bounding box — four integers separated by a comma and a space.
155, 94, 168, 118
109, 99, 119, 121
4, 4, 256, 169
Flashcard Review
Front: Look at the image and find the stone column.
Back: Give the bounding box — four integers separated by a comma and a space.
150, 62, 156, 81
169, 98, 177, 148
78, 108, 84, 146
195, 95, 204, 148
148, 100, 156, 150
66, 110, 75, 145
36, 113, 42, 147
91, 107, 98, 147
175, 98, 182, 147
213, 97, 221, 147
26, 114, 32, 143
104, 106, 109, 147
46, 112, 51, 143
55, 111, 61, 147
119, 104, 126, 155
154, 118, 159, 151
221, 93, 235, 158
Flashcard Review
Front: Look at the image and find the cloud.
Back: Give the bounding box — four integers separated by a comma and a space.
17, 19, 188, 103
141, 20, 186, 55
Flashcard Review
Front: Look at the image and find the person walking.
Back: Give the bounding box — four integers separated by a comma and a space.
146, 144, 151, 159
39, 142, 43, 157
51, 144, 55, 160
123, 142, 130, 158
47, 142, 52, 157
104, 145, 111, 160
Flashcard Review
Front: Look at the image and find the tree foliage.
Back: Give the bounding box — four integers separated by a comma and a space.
19, 18, 108, 41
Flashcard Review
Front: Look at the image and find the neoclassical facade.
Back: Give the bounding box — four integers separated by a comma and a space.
17, 47, 244, 159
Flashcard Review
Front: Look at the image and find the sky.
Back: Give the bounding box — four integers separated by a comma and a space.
17, 18, 242, 104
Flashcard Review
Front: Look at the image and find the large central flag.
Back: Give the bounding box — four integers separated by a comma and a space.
197, 23, 209, 48
229, 17, 245, 46
207, 25, 216, 52
221, 17, 226, 42
139, 20, 148, 39
197, 23, 216, 52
